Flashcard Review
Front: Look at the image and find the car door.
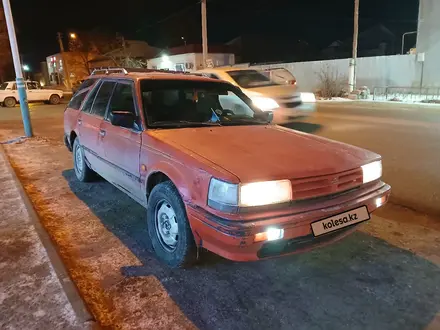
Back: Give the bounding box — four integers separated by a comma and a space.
26, 82, 40, 101
99, 81, 142, 198
77, 80, 108, 175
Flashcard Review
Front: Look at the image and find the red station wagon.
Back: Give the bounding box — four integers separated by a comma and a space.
64, 68, 391, 268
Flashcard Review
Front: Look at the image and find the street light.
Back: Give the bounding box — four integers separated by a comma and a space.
69, 33, 77, 39
22, 64, 30, 72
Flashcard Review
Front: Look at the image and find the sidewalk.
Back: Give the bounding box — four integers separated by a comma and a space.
0, 145, 93, 329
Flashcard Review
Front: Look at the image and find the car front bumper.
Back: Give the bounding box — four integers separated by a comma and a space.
186, 181, 391, 262
272, 103, 316, 123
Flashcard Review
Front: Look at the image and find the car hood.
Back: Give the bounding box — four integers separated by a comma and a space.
244, 84, 299, 99
149, 125, 379, 183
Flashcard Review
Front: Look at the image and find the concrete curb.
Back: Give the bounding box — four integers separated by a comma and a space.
0, 144, 97, 328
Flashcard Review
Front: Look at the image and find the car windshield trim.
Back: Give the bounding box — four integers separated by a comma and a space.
141, 79, 270, 129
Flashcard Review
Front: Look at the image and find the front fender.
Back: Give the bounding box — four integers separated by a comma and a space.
145, 161, 201, 204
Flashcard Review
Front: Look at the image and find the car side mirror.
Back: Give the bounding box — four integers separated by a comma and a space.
109, 111, 135, 128
266, 111, 274, 123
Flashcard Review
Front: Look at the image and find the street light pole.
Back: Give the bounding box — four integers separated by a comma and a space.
1, 0, 33, 137
201, 0, 208, 68
348, 0, 359, 93
57, 32, 72, 90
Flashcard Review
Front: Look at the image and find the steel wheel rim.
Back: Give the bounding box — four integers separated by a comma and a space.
74, 144, 84, 175
154, 199, 179, 252
52, 95, 60, 103
5, 99, 14, 107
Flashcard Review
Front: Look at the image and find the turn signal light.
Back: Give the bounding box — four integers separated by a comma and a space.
254, 228, 284, 242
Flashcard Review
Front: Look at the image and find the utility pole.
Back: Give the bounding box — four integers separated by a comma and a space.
57, 32, 72, 89
2, 0, 32, 137
348, 0, 359, 92
201, 0, 208, 68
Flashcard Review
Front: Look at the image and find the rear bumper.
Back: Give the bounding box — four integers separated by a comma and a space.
187, 182, 391, 262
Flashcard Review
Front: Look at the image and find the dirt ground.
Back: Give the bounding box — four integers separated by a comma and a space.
1, 132, 440, 329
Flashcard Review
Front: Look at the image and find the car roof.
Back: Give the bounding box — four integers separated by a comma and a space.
90, 71, 223, 83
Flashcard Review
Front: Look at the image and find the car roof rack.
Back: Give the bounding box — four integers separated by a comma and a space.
90, 67, 195, 76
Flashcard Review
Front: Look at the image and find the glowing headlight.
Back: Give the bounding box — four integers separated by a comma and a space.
300, 92, 316, 103
361, 160, 382, 184
208, 178, 293, 210
240, 180, 292, 207
254, 228, 285, 242
251, 97, 279, 111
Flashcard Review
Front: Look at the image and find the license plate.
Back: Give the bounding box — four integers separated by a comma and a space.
311, 206, 370, 237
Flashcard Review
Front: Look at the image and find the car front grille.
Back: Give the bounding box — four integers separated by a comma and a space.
291, 168, 363, 200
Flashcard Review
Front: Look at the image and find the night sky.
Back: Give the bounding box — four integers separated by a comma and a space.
11, 0, 419, 69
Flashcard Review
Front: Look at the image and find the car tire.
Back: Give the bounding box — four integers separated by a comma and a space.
147, 181, 197, 268
73, 138, 95, 182
4, 97, 16, 108
49, 94, 61, 105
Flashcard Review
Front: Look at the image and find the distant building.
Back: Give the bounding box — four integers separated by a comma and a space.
147, 44, 235, 71
0, 5, 12, 82
46, 52, 91, 86
226, 34, 316, 64
417, 0, 440, 86
321, 24, 396, 59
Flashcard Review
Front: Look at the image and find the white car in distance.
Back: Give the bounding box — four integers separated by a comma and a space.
195, 67, 316, 123
0, 81, 64, 107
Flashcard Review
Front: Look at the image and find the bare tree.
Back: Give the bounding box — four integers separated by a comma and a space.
316, 64, 347, 98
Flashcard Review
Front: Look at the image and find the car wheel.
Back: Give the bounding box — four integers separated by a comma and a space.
147, 181, 197, 268
73, 138, 95, 182
49, 94, 61, 105
4, 97, 16, 108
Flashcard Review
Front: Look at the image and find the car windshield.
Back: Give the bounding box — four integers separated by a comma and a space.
227, 70, 279, 89
141, 80, 270, 128
0, 83, 8, 90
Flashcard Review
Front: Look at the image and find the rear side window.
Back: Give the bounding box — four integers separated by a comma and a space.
67, 90, 88, 110
82, 81, 102, 114
108, 83, 136, 115
76, 79, 97, 93
91, 81, 116, 117
107, 82, 139, 129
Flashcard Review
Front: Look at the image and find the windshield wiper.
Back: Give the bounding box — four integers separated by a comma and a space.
220, 118, 268, 126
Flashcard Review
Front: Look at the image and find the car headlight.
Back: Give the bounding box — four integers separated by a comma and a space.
251, 97, 279, 111
240, 180, 292, 207
300, 92, 316, 103
208, 178, 239, 211
361, 160, 382, 184
208, 178, 292, 211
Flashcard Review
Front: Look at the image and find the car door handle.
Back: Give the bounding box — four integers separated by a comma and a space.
77, 119, 82, 125
99, 129, 106, 137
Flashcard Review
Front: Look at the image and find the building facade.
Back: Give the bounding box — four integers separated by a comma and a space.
46, 52, 91, 86
416, 0, 440, 86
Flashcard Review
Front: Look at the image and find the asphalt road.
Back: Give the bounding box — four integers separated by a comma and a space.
1, 101, 440, 329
